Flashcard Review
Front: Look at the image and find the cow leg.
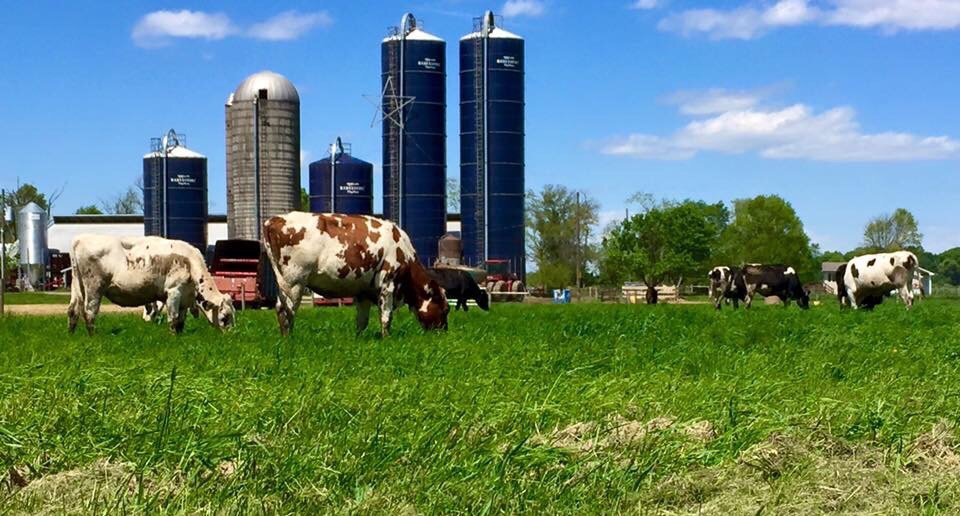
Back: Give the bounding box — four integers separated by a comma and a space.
460, 297, 469, 312
355, 298, 373, 336
847, 290, 860, 310
378, 283, 396, 338
731, 296, 740, 310
900, 284, 914, 309
166, 291, 185, 334
68, 277, 83, 334
82, 290, 103, 336
275, 283, 303, 336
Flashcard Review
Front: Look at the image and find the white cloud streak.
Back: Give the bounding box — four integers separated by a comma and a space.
602, 89, 960, 162
132, 9, 332, 47
659, 0, 960, 40
630, 0, 659, 9
248, 11, 333, 41
132, 10, 236, 47
503, 0, 546, 18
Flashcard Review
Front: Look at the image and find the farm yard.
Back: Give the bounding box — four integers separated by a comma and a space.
3, 301, 960, 513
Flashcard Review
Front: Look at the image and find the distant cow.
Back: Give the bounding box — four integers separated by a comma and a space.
263, 212, 449, 336
428, 268, 489, 312
839, 251, 917, 310
739, 264, 810, 309
708, 266, 747, 310
69, 235, 235, 334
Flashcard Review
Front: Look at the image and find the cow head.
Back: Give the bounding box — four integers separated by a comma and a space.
200, 294, 236, 330
477, 289, 491, 311
399, 262, 450, 330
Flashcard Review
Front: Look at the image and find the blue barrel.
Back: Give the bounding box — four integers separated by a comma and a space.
460, 12, 525, 278
382, 13, 447, 266
143, 141, 208, 251
309, 146, 374, 215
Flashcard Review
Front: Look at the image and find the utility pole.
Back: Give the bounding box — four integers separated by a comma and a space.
575, 191, 582, 289
0, 189, 6, 316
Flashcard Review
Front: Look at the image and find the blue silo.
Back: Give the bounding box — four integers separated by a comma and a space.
143, 130, 208, 250
309, 138, 374, 214
460, 11, 525, 277
381, 13, 446, 266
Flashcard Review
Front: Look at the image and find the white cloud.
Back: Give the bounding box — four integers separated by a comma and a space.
667, 88, 763, 115
630, 0, 659, 9
248, 11, 333, 41
503, 0, 546, 18
133, 9, 332, 47
601, 89, 960, 162
132, 10, 236, 47
658, 0, 817, 39
827, 0, 960, 31
659, 0, 960, 39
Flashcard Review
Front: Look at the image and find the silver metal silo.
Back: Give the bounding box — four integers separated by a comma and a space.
225, 71, 302, 240
16, 202, 47, 290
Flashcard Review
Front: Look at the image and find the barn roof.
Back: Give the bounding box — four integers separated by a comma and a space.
821, 261, 845, 273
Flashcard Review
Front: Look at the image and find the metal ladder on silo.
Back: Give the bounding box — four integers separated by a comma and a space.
473, 33, 486, 263
386, 41, 402, 222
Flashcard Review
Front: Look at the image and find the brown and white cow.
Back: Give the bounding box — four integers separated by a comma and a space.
839, 251, 917, 309
69, 235, 235, 334
262, 212, 449, 336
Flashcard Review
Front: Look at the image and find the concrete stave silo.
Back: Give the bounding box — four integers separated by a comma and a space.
225, 71, 301, 240
143, 129, 208, 250
460, 11, 525, 277
381, 13, 447, 266
309, 138, 374, 215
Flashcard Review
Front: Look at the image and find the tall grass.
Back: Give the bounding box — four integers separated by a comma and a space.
2, 301, 960, 512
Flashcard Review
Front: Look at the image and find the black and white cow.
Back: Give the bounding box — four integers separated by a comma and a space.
427, 268, 490, 312
739, 264, 810, 309
838, 251, 917, 310
834, 262, 885, 309
708, 266, 746, 310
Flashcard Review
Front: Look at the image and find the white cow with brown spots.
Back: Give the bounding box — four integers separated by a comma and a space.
68, 235, 235, 334
840, 251, 918, 310
262, 211, 449, 336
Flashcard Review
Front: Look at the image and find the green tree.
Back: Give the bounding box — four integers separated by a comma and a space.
719, 195, 817, 281
817, 250, 846, 263
526, 185, 599, 289
862, 208, 922, 252
75, 205, 103, 215
446, 178, 460, 213
100, 186, 143, 215
1, 183, 52, 244
300, 188, 310, 212
601, 199, 727, 302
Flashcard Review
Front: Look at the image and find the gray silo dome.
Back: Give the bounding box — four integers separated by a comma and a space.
230, 71, 300, 103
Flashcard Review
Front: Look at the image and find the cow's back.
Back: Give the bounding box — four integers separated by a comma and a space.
265, 212, 418, 296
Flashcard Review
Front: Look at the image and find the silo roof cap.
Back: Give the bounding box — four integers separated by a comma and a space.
460, 27, 523, 40
18, 202, 45, 215
143, 146, 206, 159
230, 71, 300, 103
382, 28, 444, 43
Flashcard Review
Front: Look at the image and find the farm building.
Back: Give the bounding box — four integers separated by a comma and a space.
821, 261, 935, 296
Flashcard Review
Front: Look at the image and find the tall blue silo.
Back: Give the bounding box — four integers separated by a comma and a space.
309, 138, 374, 214
143, 129, 208, 250
381, 13, 446, 266
460, 11, 525, 277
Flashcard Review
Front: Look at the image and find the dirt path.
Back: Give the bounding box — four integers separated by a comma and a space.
5, 304, 140, 316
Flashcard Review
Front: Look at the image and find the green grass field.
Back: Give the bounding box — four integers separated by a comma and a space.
3, 301, 960, 513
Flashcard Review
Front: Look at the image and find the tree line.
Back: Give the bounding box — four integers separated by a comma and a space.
525, 184, 958, 291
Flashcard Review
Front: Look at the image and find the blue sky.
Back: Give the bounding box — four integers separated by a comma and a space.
1, 0, 958, 252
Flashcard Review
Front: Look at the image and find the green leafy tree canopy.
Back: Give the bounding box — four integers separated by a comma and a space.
719, 195, 817, 281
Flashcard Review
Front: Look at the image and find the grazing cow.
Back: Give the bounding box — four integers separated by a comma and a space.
834, 262, 885, 309
427, 268, 489, 312
263, 212, 449, 336
69, 235, 235, 334
839, 251, 917, 310
708, 266, 747, 310
739, 264, 810, 309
